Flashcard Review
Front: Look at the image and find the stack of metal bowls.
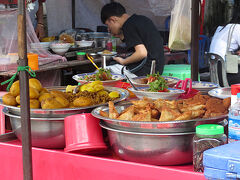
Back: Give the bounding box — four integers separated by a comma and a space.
92, 105, 228, 165
1, 86, 129, 149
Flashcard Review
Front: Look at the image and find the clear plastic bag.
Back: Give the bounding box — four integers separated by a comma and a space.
0, 9, 66, 72
168, 0, 191, 50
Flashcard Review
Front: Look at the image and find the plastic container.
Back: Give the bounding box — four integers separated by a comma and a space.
231, 84, 240, 106
64, 113, 107, 154
162, 64, 200, 80
193, 124, 227, 172
76, 52, 86, 61
203, 141, 240, 180
27, 53, 39, 70
228, 93, 240, 143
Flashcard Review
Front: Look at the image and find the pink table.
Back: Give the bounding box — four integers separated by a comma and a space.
0, 140, 205, 180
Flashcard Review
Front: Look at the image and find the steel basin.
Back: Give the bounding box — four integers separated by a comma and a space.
92, 105, 228, 133
100, 121, 194, 165
3, 108, 65, 149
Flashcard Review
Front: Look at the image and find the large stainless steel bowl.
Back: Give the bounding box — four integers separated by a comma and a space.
3, 108, 65, 149
92, 105, 228, 133
100, 121, 194, 165
0, 86, 129, 118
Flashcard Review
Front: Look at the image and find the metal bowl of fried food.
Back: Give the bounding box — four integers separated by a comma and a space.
92, 105, 227, 133
3, 108, 65, 149
100, 121, 194, 165
0, 86, 129, 118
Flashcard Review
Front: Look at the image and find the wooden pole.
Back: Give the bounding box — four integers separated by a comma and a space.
191, 0, 200, 81
18, 0, 33, 179
72, 0, 75, 29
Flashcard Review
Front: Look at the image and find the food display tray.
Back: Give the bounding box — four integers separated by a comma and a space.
0, 140, 205, 180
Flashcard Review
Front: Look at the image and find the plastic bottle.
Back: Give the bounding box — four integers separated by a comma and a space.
228, 92, 240, 143
193, 124, 227, 172
111, 36, 117, 52
106, 40, 112, 51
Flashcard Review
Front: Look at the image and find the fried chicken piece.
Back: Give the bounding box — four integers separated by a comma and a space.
203, 111, 226, 118
223, 97, 231, 109
205, 98, 227, 113
183, 93, 210, 106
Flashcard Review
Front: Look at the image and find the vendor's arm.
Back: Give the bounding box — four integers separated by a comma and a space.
35, 0, 45, 40
113, 44, 147, 65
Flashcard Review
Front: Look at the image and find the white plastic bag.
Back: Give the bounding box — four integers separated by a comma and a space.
168, 0, 191, 50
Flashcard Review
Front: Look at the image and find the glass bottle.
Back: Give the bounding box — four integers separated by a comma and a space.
193, 124, 227, 172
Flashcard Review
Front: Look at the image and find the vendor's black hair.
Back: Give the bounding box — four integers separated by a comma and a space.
220, 6, 240, 31
230, 7, 240, 24
101, 2, 126, 24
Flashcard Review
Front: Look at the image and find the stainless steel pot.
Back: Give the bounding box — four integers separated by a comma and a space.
92, 105, 228, 133
100, 121, 194, 165
3, 108, 65, 149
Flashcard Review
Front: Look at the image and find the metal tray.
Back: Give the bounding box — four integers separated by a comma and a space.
91, 105, 228, 133
208, 87, 231, 99
0, 86, 129, 118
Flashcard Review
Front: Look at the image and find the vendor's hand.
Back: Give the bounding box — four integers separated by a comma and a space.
113, 56, 125, 65
35, 24, 45, 40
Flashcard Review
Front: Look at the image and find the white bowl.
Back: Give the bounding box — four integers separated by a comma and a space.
128, 87, 185, 100
76, 40, 93, 47
50, 43, 71, 55
51, 47, 69, 55
50, 42, 71, 49
31, 42, 50, 49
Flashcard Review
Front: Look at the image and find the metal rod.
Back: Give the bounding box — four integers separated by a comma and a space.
18, 0, 33, 179
72, 0, 75, 29
191, 0, 200, 81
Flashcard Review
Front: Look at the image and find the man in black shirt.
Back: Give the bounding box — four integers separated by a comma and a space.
101, 2, 165, 76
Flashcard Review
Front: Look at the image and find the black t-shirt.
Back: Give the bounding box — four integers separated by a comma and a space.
122, 14, 165, 76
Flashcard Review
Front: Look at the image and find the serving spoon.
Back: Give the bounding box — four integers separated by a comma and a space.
125, 74, 139, 91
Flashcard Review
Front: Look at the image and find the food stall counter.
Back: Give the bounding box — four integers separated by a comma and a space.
0, 140, 205, 180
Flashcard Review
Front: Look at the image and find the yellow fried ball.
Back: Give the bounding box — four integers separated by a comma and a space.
29, 78, 42, 92
2, 93, 17, 106
10, 80, 20, 97
38, 93, 54, 103
29, 87, 40, 99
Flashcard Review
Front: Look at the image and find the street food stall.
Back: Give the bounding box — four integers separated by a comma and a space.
0, 0, 237, 180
